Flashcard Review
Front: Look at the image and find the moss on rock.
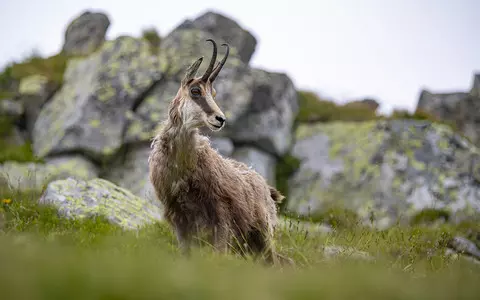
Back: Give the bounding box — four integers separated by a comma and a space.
32, 36, 162, 162
0, 155, 98, 193
286, 119, 480, 229
39, 177, 163, 230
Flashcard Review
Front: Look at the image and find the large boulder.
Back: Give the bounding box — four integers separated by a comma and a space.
33, 36, 162, 162
175, 11, 257, 64
0, 155, 98, 193
124, 80, 178, 144
286, 120, 480, 229
62, 11, 111, 56
416, 89, 467, 121
102, 144, 158, 206
470, 74, 480, 98
39, 177, 163, 230
159, 28, 254, 128
457, 94, 480, 148
226, 68, 298, 156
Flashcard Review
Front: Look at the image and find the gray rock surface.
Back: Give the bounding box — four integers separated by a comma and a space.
124, 80, 178, 144
159, 28, 254, 127
62, 11, 111, 56
103, 144, 159, 206
33, 36, 162, 161
416, 89, 467, 120
227, 68, 299, 156
0, 155, 98, 193
231, 146, 277, 186
287, 120, 480, 229
176, 11, 257, 64
39, 177, 163, 230
209, 137, 234, 157
448, 236, 480, 261
470, 74, 480, 97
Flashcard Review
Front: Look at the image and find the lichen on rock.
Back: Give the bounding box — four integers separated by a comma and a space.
39, 177, 163, 230
33, 36, 163, 162
102, 144, 159, 206
287, 119, 480, 229
124, 80, 178, 144
0, 155, 98, 193
62, 10, 111, 56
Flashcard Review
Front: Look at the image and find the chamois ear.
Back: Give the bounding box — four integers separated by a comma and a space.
182, 56, 203, 86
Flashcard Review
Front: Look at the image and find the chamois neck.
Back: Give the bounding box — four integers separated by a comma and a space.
157, 117, 200, 173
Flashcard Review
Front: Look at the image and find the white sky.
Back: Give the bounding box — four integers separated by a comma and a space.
0, 0, 479, 114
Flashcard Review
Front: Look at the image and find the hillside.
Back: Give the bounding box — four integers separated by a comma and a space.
0, 9, 479, 299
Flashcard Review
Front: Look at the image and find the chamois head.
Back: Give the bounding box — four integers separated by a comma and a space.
174, 39, 230, 132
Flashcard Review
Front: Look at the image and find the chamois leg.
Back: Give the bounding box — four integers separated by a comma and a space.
211, 223, 230, 253
175, 223, 192, 256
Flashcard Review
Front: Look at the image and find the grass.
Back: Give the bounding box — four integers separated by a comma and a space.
141, 27, 161, 53
0, 185, 479, 299
0, 115, 42, 164
9, 52, 69, 85
296, 91, 379, 123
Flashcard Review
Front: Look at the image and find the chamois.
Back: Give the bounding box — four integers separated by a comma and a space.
148, 39, 285, 264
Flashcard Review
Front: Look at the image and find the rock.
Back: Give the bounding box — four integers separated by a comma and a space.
0, 155, 98, 193
176, 11, 257, 64
102, 144, 159, 206
456, 94, 480, 148
470, 74, 480, 98
33, 36, 162, 162
62, 11, 111, 56
416, 89, 467, 121
323, 245, 374, 261
0, 99, 23, 119
18, 75, 57, 137
448, 236, 480, 261
124, 80, 178, 144
231, 146, 276, 186
226, 68, 298, 156
210, 137, 234, 157
286, 120, 480, 229
159, 28, 254, 127
39, 177, 163, 230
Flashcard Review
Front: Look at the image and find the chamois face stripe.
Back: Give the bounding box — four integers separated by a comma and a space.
190, 84, 215, 114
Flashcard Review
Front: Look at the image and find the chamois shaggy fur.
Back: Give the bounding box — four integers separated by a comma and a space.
148, 39, 285, 264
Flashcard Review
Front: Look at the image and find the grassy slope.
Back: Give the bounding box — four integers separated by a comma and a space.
0, 187, 479, 299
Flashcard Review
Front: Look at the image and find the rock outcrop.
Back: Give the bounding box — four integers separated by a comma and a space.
176, 11, 257, 64
286, 119, 480, 229
416, 73, 480, 147
0, 155, 98, 193
62, 11, 111, 56
39, 177, 162, 230
33, 36, 162, 162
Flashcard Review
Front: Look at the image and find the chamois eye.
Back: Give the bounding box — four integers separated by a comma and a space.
190, 87, 201, 96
